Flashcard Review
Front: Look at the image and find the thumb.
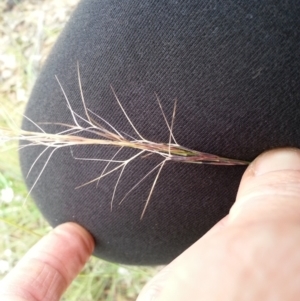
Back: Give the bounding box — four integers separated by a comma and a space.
136, 148, 300, 301
229, 148, 300, 225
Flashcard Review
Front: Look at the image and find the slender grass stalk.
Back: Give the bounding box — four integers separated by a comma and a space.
0, 64, 249, 218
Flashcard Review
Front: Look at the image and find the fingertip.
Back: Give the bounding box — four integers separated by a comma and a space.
53, 222, 95, 254
230, 148, 300, 224
252, 148, 300, 176
0, 223, 95, 301
241, 148, 300, 178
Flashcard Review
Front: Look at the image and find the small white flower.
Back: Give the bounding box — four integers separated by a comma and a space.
0, 260, 10, 274
0, 187, 14, 204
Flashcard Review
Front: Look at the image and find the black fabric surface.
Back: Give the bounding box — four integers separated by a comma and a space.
20, 0, 300, 265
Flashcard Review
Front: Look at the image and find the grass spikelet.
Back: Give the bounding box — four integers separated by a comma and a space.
0, 64, 249, 218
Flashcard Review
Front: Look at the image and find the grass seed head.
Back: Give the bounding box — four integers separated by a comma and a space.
1, 64, 249, 218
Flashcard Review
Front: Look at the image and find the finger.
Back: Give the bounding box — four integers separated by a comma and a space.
137, 148, 300, 301
0, 222, 94, 301
229, 148, 300, 225
136, 216, 230, 301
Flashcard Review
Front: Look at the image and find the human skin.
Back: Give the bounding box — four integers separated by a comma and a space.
0, 223, 94, 301
137, 148, 300, 301
1, 148, 300, 301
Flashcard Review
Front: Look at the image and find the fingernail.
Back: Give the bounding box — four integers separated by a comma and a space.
253, 148, 300, 176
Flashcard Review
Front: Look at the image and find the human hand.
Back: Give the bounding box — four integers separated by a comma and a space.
138, 148, 300, 301
0, 222, 94, 301
2, 148, 299, 301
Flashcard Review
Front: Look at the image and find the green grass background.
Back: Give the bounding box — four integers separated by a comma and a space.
0, 1, 157, 300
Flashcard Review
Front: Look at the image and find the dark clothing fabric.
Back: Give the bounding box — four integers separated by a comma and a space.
20, 0, 300, 265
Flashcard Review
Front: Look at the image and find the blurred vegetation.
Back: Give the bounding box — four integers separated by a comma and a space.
0, 1, 156, 300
